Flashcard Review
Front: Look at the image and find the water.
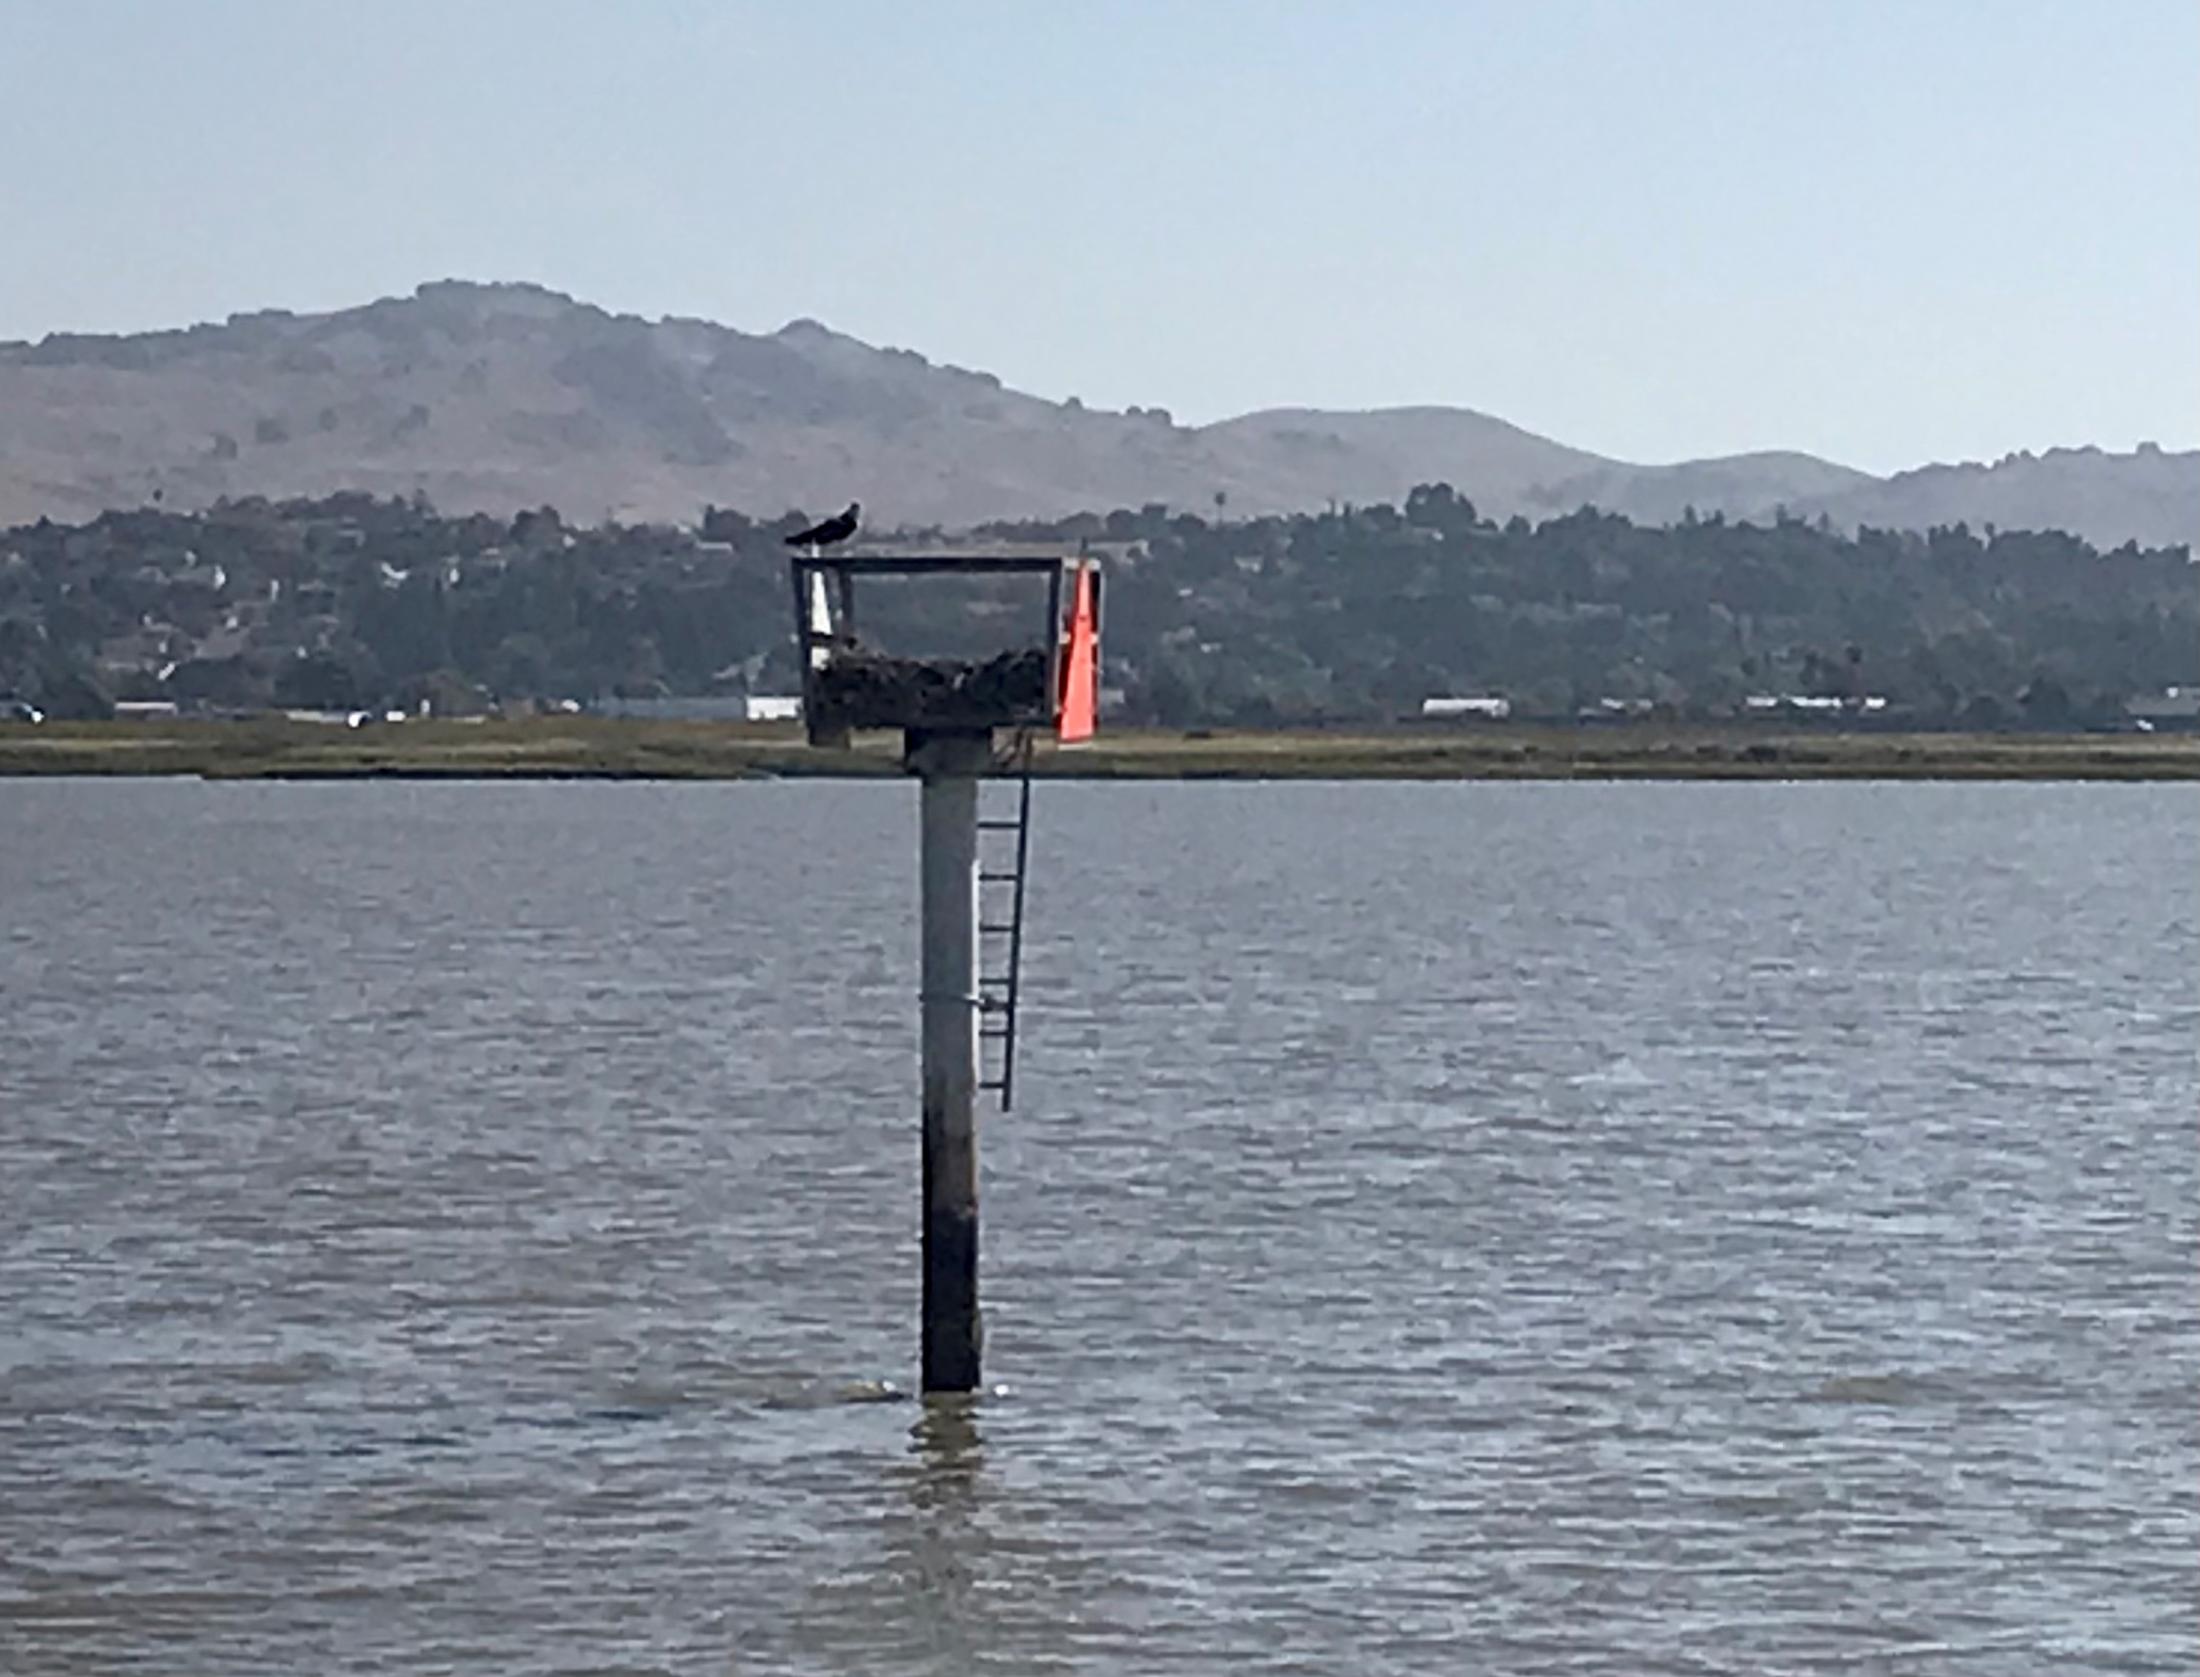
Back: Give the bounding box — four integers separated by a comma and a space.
1, 778, 2193, 1674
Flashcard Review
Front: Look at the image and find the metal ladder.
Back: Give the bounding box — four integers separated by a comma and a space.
975, 733, 1036, 1109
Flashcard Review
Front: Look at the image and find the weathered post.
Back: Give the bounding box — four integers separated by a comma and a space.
909, 727, 989, 1393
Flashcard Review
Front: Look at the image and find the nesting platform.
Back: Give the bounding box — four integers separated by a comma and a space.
812, 646, 1052, 736
789, 552, 1101, 748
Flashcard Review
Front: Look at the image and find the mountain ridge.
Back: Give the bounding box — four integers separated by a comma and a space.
0, 280, 2190, 547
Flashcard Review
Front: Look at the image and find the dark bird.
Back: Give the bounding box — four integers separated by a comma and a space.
785, 502, 860, 550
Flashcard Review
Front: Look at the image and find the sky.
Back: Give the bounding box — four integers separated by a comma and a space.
2, 0, 2193, 474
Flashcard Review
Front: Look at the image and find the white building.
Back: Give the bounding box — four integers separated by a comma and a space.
1421, 696, 1511, 721
1745, 694, 1888, 715
592, 695, 803, 723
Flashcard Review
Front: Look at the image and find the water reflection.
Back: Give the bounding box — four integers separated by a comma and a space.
906, 1394, 987, 1507
880, 1397, 988, 1657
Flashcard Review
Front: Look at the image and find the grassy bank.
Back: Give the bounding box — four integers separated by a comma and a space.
2, 718, 2196, 781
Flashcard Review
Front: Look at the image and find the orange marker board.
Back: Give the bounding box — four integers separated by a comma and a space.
1056, 566, 1099, 742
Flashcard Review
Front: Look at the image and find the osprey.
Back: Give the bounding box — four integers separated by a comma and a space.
785, 502, 860, 550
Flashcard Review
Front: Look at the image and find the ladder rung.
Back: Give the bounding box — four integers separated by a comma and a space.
979, 975, 1012, 987
980, 923, 1017, 935
980, 871, 1020, 883
979, 1079, 1007, 1093
978, 996, 1011, 1014
981, 1026, 1011, 1041
977, 819, 1022, 831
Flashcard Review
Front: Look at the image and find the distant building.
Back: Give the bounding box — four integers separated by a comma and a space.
2126, 686, 2200, 731
281, 709, 368, 728
1745, 694, 1888, 716
592, 695, 797, 723
113, 699, 180, 720
1584, 697, 1655, 719
1421, 696, 1511, 721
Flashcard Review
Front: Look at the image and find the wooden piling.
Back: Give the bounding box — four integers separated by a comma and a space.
910, 728, 989, 1393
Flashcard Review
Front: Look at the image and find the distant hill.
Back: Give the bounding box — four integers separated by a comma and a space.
1193, 406, 1609, 511
1524, 452, 1878, 526
1794, 445, 2200, 552
0, 280, 2191, 546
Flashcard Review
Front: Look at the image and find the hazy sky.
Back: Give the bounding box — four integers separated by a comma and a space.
4, 0, 2193, 472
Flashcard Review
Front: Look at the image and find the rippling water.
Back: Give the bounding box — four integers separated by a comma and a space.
2, 779, 2194, 1673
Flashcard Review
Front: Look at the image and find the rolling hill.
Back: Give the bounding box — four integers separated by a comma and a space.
0, 280, 2190, 547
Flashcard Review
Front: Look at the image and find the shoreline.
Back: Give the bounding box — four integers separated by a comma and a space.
2, 720, 2196, 781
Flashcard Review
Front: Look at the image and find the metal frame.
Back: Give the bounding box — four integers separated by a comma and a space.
788, 552, 1085, 743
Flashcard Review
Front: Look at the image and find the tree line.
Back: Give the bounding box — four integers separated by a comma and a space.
0, 486, 2189, 726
